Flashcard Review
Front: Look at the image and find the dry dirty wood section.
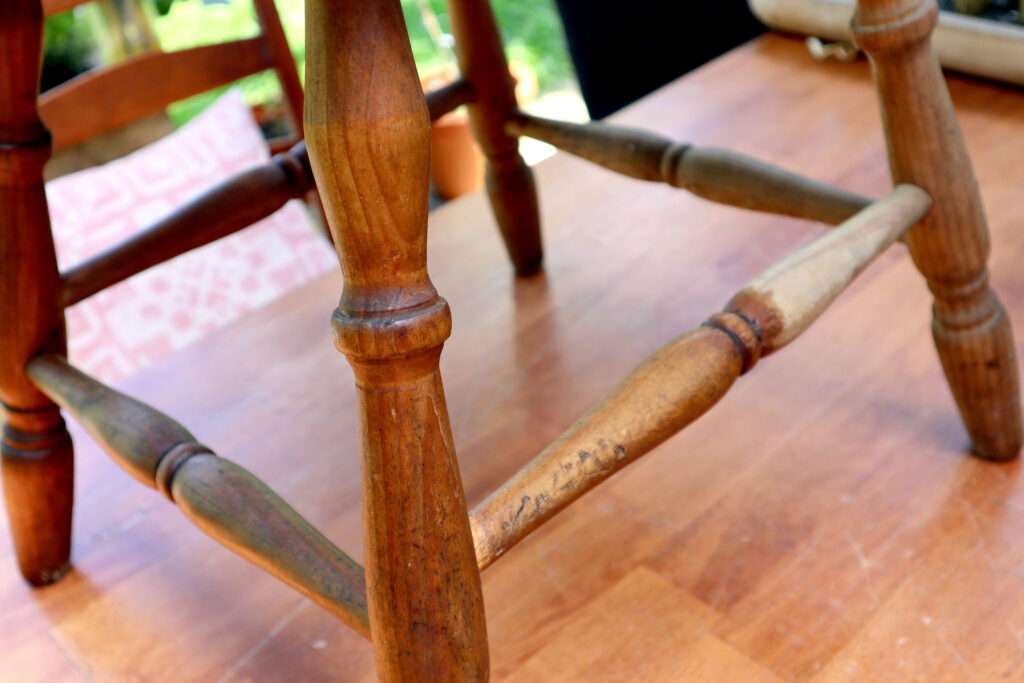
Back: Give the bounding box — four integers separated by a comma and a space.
4, 34, 1024, 680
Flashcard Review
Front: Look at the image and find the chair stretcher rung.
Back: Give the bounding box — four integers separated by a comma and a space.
425, 79, 477, 122
26, 355, 370, 638
469, 185, 931, 569
506, 111, 872, 226
60, 141, 316, 307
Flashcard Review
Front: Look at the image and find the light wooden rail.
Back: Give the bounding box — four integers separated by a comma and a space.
38, 38, 274, 152
26, 355, 370, 638
470, 184, 931, 569
59, 142, 318, 307
506, 111, 872, 226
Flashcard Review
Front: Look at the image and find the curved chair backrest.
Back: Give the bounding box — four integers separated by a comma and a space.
38, 0, 304, 155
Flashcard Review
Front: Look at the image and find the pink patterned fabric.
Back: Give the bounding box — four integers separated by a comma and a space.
47, 89, 337, 384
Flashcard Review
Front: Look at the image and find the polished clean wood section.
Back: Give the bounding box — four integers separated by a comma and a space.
5, 34, 1024, 680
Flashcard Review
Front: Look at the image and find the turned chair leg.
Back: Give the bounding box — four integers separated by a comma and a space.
445, 0, 544, 275
0, 0, 75, 585
853, 0, 1023, 460
305, 0, 488, 679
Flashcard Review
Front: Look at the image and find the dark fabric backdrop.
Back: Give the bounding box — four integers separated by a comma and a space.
552, 0, 766, 119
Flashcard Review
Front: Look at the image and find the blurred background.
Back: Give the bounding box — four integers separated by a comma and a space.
42, 0, 772, 181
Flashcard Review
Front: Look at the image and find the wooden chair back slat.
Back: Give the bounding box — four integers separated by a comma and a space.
41, 0, 89, 16
39, 37, 273, 152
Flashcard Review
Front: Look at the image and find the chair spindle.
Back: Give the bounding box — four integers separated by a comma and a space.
853, 0, 1023, 460
425, 79, 477, 122
61, 141, 317, 306
445, 0, 544, 274
305, 0, 488, 679
26, 355, 370, 637
0, 0, 74, 587
507, 112, 872, 226
253, 0, 306, 139
470, 185, 931, 569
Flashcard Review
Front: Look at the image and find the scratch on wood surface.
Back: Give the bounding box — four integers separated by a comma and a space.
999, 619, 1024, 678
917, 613, 967, 668
960, 496, 999, 580
48, 631, 94, 682
216, 599, 309, 683
844, 532, 875, 570
844, 532, 880, 610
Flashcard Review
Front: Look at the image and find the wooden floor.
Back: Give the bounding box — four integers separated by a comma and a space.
6, 33, 1024, 681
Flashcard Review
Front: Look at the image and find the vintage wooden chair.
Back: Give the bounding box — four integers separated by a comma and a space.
2, 0, 1021, 680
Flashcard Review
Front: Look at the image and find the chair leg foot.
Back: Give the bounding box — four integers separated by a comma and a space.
853, 0, 1023, 460
486, 155, 543, 276
933, 295, 1023, 461
2, 410, 74, 586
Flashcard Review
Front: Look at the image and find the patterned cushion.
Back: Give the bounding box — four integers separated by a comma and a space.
47, 89, 337, 384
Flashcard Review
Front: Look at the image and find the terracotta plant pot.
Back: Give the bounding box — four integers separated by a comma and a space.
429, 108, 485, 200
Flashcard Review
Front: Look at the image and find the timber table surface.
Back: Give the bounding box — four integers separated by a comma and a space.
5, 33, 1024, 681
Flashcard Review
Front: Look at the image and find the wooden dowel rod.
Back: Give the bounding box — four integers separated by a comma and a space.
26, 355, 370, 638
425, 79, 476, 122
506, 111, 872, 226
470, 185, 930, 569
60, 141, 317, 307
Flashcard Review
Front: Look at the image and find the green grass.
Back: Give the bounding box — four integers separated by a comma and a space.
146, 0, 574, 126
401, 0, 574, 93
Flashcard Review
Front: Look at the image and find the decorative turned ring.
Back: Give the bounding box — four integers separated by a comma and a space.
155, 442, 215, 502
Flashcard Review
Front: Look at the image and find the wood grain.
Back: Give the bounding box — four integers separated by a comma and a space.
853, 0, 1023, 460
0, 0, 74, 587
304, 0, 487, 679
60, 141, 318, 306
38, 38, 273, 152
507, 111, 872, 226
26, 354, 371, 638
